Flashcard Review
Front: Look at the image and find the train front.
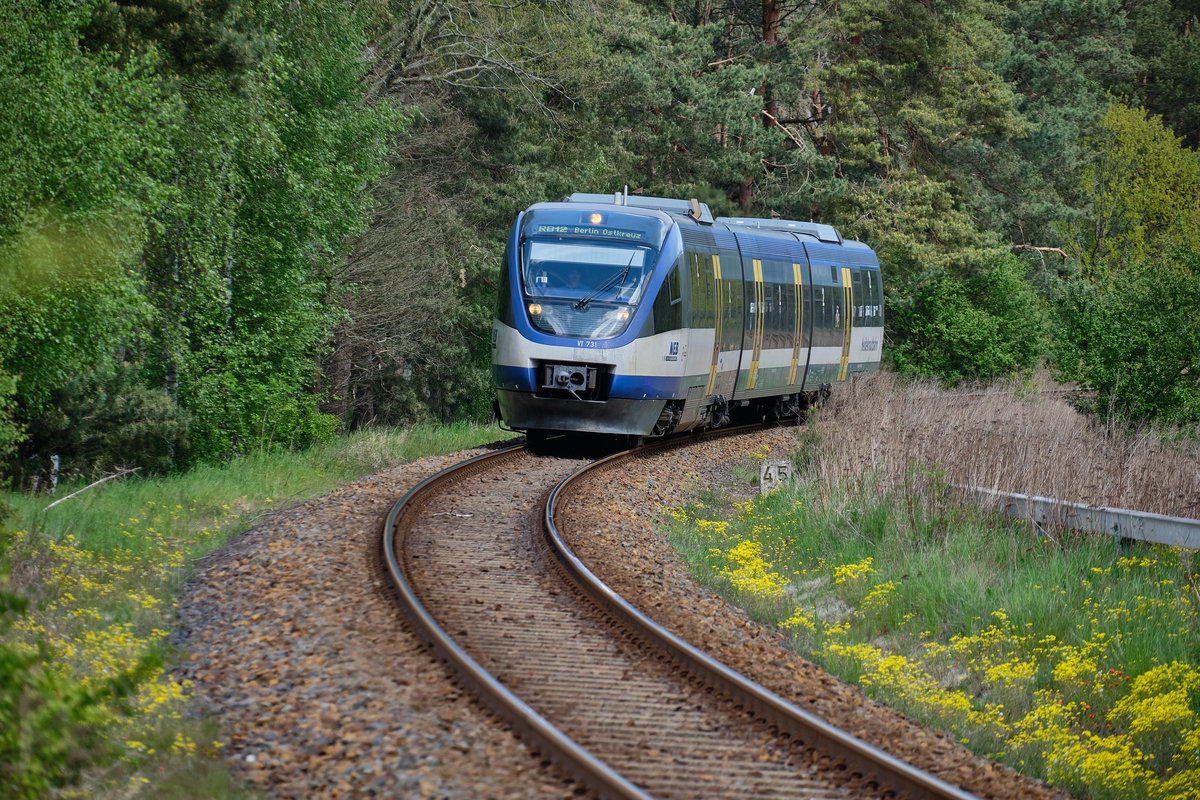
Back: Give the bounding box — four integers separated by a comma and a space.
491, 202, 678, 437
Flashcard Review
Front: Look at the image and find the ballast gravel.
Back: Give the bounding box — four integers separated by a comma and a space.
558, 429, 1065, 800
173, 429, 1065, 799
173, 451, 573, 799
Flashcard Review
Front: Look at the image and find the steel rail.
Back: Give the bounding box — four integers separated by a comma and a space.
383, 428, 981, 799
380, 444, 654, 800
544, 445, 981, 800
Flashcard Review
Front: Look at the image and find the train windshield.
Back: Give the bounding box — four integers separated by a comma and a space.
521, 239, 654, 304
519, 238, 658, 339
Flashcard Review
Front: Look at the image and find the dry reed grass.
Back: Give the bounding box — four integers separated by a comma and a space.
812, 371, 1200, 520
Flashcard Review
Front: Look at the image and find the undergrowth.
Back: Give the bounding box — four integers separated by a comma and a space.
0, 422, 509, 799
666, 376, 1200, 799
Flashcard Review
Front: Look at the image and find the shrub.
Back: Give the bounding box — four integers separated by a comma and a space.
1052, 242, 1200, 424
16, 364, 190, 487
0, 528, 157, 798
888, 257, 1047, 384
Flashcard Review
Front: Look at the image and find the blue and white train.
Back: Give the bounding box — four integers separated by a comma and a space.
491, 191, 883, 441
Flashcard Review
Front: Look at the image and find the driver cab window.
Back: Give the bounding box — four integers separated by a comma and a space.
522, 239, 652, 305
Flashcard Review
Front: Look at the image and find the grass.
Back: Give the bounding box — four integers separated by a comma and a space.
0, 421, 512, 799
665, 373, 1200, 800
7, 421, 507, 559
815, 371, 1200, 519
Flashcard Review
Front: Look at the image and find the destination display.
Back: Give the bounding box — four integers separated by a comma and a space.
535, 223, 647, 241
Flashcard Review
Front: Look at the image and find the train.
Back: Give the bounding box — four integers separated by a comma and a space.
491, 191, 883, 442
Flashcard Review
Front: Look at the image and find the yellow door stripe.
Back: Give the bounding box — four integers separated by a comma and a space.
838, 267, 853, 381
748, 259, 764, 389
788, 262, 804, 385
705, 254, 722, 397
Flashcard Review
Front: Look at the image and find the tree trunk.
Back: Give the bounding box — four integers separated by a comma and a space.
321, 329, 352, 431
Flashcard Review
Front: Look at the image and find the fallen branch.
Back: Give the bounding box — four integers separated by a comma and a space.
761, 109, 808, 152
1013, 244, 1067, 263
44, 467, 140, 511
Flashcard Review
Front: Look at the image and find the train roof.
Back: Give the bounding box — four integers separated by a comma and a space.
563, 192, 855, 249
715, 216, 841, 245
566, 192, 715, 224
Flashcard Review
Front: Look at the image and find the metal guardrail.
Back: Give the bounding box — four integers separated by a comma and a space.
954, 485, 1200, 550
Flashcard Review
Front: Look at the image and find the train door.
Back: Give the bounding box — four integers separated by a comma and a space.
787, 250, 812, 388
743, 256, 795, 393
707, 250, 743, 401
731, 232, 764, 395
680, 236, 743, 410
800, 253, 846, 388
743, 256, 765, 390
837, 266, 853, 381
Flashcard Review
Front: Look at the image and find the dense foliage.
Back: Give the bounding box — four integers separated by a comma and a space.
1, 0, 1199, 481
888, 257, 1048, 384
1054, 104, 1200, 422
346, 0, 1199, 423
0, 0, 401, 483
1054, 244, 1200, 424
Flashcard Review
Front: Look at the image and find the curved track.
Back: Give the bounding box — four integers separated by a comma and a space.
381, 436, 980, 799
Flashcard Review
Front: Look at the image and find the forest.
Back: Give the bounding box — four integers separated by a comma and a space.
2, 0, 1199, 484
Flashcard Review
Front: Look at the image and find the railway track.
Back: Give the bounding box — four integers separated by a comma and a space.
381, 434, 981, 800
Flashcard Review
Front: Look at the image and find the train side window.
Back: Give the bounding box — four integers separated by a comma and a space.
861, 270, 872, 325
878, 273, 884, 325
653, 268, 683, 332
874, 270, 881, 326
688, 253, 706, 327
863, 270, 869, 321
761, 283, 774, 346
866, 270, 880, 326
668, 265, 682, 306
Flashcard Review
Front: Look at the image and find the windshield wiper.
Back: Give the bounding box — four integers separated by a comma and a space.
574, 252, 637, 311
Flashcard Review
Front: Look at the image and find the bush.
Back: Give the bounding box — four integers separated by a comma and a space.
0, 528, 157, 799
888, 257, 1047, 384
0, 593, 107, 799
0, 374, 26, 479
185, 372, 338, 461
15, 364, 189, 487
1053, 242, 1200, 423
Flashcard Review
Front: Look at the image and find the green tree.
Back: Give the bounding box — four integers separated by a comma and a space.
888, 256, 1047, 383
16, 365, 189, 483
1130, 0, 1200, 148
0, 0, 174, 477
1053, 243, 1200, 423
136, 0, 403, 458
0, 0, 403, 474
797, 0, 1029, 280
1064, 102, 1200, 283
991, 0, 1140, 250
